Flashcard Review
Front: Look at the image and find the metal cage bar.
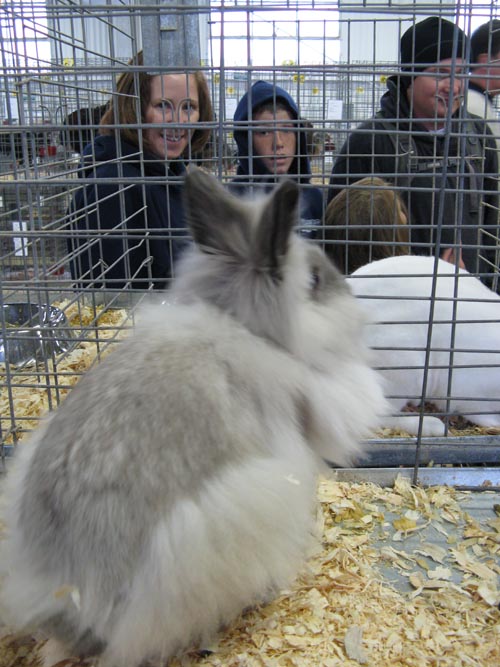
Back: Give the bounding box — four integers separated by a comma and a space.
0, 1, 499, 488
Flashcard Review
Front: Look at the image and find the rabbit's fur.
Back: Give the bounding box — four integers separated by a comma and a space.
347, 255, 500, 436
0, 170, 386, 667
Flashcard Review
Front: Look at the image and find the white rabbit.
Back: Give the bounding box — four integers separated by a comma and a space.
347, 254, 500, 437
0, 169, 386, 667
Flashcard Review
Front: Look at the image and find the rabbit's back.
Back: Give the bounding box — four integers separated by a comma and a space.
350, 255, 500, 307
17, 302, 312, 552
348, 255, 500, 344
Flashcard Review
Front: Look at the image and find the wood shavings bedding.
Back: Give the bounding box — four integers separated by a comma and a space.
0, 302, 130, 444
0, 476, 498, 667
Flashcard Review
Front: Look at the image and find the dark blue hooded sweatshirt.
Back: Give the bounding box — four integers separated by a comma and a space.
68, 135, 189, 290
231, 80, 324, 235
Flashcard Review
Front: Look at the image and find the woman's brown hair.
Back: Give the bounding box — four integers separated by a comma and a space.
324, 177, 410, 274
99, 51, 213, 155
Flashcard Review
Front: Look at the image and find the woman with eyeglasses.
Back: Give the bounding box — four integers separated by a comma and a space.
68, 51, 213, 291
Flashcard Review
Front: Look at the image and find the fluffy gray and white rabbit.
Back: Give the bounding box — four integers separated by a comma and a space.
0, 169, 386, 667
347, 255, 500, 436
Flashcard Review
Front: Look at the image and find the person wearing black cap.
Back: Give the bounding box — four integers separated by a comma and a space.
328, 17, 499, 292
468, 19, 500, 153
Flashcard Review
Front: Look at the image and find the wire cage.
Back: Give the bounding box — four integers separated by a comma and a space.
0, 2, 499, 666
0, 0, 499, 492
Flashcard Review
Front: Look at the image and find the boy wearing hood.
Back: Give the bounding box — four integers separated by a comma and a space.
231, 80, 324, 236
327, 17, 499, 291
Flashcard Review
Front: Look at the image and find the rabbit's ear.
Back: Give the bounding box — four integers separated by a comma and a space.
184, 168, 250, 258
253, 180, 299, 280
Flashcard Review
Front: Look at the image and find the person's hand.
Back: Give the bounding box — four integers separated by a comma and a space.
441, 246, 465, 269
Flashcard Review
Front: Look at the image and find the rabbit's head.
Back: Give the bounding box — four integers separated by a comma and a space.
173, 168, 361, 369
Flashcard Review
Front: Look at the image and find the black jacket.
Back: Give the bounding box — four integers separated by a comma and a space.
328, 76, 499, 290
68, 135, 189, 290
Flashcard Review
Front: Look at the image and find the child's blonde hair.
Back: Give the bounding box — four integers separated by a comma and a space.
324, 177, 410, 274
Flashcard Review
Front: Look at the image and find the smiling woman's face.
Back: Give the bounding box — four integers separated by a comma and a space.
143, 74, 200, 159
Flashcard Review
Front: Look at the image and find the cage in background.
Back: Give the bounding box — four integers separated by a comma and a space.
0, 0, 499, 492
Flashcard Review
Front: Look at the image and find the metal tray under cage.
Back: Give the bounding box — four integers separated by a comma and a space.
0, 302, 75, 367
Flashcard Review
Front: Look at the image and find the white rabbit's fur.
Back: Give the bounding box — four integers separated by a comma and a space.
347, 255, 500, 436
0, 170, 386, 667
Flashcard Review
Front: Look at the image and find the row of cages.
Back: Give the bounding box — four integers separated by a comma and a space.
0, 1, 499, 487
0, 67, 384, 281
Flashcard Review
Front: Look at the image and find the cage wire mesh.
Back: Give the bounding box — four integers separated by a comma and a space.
0, 0, 499, 488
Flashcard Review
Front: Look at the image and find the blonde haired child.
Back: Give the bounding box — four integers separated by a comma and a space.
324, 177, 409, 274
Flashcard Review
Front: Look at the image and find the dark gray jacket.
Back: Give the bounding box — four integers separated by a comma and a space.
329, 76, 499, 291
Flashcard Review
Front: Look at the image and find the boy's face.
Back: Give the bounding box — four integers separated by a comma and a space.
252, 108, 297, 175
406, 58, 466, 126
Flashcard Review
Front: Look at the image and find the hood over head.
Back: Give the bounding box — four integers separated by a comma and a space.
233, 80, 313, 183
